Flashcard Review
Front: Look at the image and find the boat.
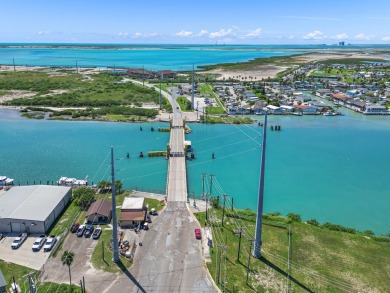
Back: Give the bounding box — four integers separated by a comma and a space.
57, 176, 88, 186
323, 110, 337, 116
0, 176, 14, 186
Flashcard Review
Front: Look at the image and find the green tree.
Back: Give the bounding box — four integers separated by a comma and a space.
73, 187, 95, 209
61, 250, 75, 292
287, 213, 302, 222
115, 180, 123, 194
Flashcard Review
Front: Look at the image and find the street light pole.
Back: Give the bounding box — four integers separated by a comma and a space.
111, 147, 119, 262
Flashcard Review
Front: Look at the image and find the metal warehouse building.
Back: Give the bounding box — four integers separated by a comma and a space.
0, 185, 71, 234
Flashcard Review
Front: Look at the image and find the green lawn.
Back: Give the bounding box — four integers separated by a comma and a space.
47, 200, 80, 235
198, 84, 226, 114
0, 260, 80, 292
176, 96, 192, 111
195, 208, 390, 292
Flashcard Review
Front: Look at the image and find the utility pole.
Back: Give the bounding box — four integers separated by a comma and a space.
253, 112, 268, 258
221, 194, 228, 226
236, 227, 244, 261
217, 244, 226, 285
76, 60, 78, 73
191, 63, 195, 109
231, 197, 234, 211
159, 72, 162, 110
13, 58, 16, 72
246, 239, 255, 285
196, 100, 199, 120
209, 174, 214, 199
111, 146, 119, 262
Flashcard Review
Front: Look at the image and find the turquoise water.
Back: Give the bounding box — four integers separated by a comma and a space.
1, 43, 388, 70
1, 108, 390, 234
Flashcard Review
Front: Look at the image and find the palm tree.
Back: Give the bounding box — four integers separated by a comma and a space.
61, 250, 75, 291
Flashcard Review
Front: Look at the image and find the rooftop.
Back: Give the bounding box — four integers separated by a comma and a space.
121, 197, 144, 210
0, 185, 71, 221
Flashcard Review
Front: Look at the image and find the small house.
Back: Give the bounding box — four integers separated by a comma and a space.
119, 197, 146, 228
85, 199, 112, 224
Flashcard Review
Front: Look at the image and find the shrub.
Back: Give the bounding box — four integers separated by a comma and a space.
287, 213, 302, 222
307, 219, 319, 226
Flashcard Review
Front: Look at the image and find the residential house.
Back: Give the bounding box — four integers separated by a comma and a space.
266, 105, 284, 115
119, 197, 147, 228
280, 105, 294, 114
127, 68, 155, 79
331, 94, 352, 105
158, 70, 177, 78
346, 100, 366, 112
294, 105, 318, 115
363, 105, 389, 115
85, 199, 112, 224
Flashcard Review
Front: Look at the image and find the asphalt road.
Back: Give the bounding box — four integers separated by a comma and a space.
107, 202, 217, 293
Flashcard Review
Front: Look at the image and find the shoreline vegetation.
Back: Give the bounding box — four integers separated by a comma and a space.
194, 207, 390, 292
0, 50, 389, 124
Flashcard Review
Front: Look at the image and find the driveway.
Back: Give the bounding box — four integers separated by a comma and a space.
0, 234, 50, 270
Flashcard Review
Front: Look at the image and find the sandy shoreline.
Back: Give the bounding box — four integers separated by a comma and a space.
203, 51, 389, 80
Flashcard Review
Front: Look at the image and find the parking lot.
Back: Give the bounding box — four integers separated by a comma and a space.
0, 234, 52, 270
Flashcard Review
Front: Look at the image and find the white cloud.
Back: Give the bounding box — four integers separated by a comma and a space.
355, 33, 371, 40
333, 33, 349, 40
38, 31, 50, 35
117, 32, 129, 38
131, 32, 159, 38
288, 35, 295, 39
303, 30, 326, 40
209, 29, 234, 38
239, 28, 262, 39
382, 36, 390, 41
175, 30, 193, 37
197, 29, 208, 37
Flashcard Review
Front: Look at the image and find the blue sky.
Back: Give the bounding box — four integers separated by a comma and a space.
1, 0, 390, 44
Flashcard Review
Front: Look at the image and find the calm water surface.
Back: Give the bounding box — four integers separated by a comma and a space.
1, 108, 389, 234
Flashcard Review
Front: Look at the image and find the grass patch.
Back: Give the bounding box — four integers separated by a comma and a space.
144, 198, 165, 212
176, 96, 192, 111
315, 58, 386, 65
105, 114, 149, 122
201, 116, 253, 124
47, 200, 80, 235
199, 84, 225, 114
195, 208, 390, 292
0, 260, 80, 292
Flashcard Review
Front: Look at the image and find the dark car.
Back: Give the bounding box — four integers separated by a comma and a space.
92, 227, 102, 239
84, 225, 94, 238
76, 225, 86, 237
71, 223, 80, 233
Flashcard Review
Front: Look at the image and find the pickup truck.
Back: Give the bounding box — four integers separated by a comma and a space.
32, 234, 47, 252
43, 235, 57, 252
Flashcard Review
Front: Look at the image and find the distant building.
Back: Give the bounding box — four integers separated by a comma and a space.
158, 70, 177, 78
363, 105, 389, 115
119, 197, 146, 228
85, 199, 112, 224
339, 41, 345, 46
0, 185, 71, 234
127, 68, 155, 79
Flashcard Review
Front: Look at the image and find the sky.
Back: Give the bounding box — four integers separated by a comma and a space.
1, 0, 390, 44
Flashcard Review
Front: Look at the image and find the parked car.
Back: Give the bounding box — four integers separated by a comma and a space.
11, 233, 28, 249
92, 227, 102, 240
76, 225, 86, 237
71, 222, 80, 233
194, 228, 201, 239
32, 234, 47, 251
84, 225, 94, 238
43, 235, 57, 252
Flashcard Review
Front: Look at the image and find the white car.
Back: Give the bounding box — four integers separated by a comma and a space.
43, 235, 57, 252
32, 234, 46, 252
11, 233, 28, 249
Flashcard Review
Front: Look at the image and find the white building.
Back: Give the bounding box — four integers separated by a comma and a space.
0, 185, 71, 234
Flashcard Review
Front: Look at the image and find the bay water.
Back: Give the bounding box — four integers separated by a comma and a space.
1, 108, 389, 234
